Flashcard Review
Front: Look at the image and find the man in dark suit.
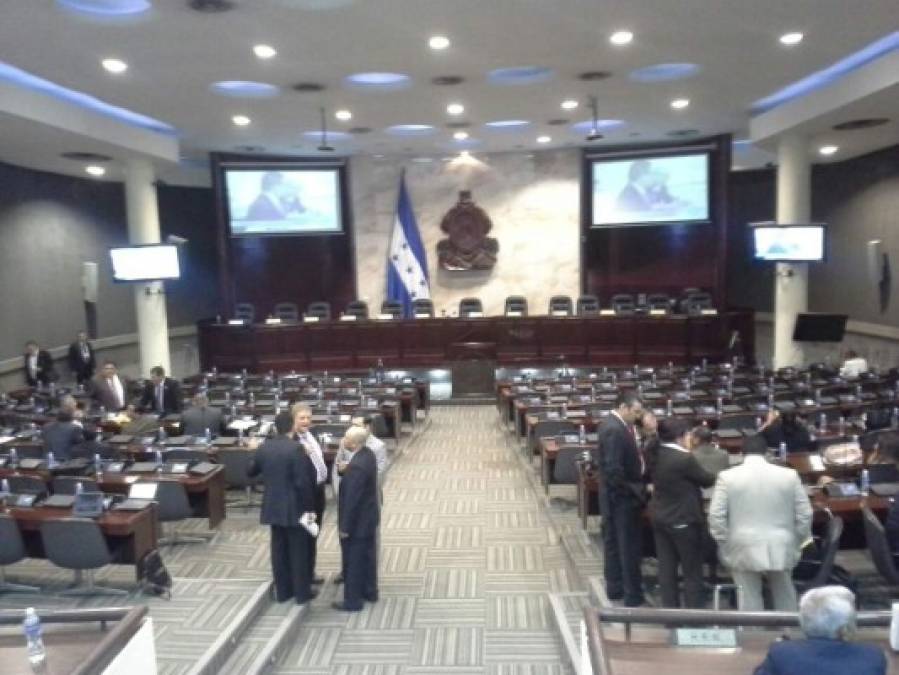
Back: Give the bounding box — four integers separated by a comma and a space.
139, 366, 182, 415
246, 171, 304, 221
615, 160, 654, 214
67, 331, 95, 386
71, 424, 114, 460
181, 393, 224, 437
592, 391, 656, 607
23, 340, 56, 388
41, 410, 84, 461
333, 425, 380, 612
90, 361, 130, 411
754, 586, 886, 675
247, 412, 318, 604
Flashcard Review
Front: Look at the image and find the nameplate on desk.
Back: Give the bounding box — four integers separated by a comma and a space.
505, 311, 522, 317
376, 313, 394, 320
340, 314, 357, 321
599, 309, 616, 316
700, 308, 719, 315
227, 319, 245, 326
466, 311, 484, 318
303, 316, 320, 323
672, 627, 738, 648
264, 317, 282, 325
414, 313, 431, 319
551, 310, 569, 317
649, 309, 667, 316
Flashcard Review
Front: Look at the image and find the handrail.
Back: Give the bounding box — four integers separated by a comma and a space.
583, 608, 613, 675
0, 606, 136, 626
72, 606, 148, 675
594, 606, 892, 628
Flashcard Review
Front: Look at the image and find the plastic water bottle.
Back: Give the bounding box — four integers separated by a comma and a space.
666, 399, 673, 416
893, 407, 899, 429
579, 424, 586, 444
778, 442, 787, 462
860, 468, 870, 497
838, 416, 846, 435
819, 413, 827, 432
23, 608, 46, 668
561, 403, 568, 418
716, 397, 723, 413
756, 416, 763, 430
1, 478, 10, 495
237, 427, 244, 446
10, 448, 17, 466
94, 453, 103, 476
205, 427, 212, 444
158, 425, 167, 443
155, 449, 163, 471
75, 481, 83, 495
47, 451, 55, 468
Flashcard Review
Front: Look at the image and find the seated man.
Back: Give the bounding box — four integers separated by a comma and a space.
877, 433, 899, 559
180, 393, 224, 437
754, 586, 886, 675
760, 410, 815, 453
71, 424, 115, 460
41, 410, 84, 461
840, 349, 869, 379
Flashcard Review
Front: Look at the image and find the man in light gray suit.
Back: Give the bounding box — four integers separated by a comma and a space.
181, 393, 224, 437
708, 433, 812, 611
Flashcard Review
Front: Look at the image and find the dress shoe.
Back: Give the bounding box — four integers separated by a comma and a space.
298, 589, 319, 603
334, 573, 344, 584
331, 601, 362, 612
363, 594, 378, 603
312, 575, 325, 585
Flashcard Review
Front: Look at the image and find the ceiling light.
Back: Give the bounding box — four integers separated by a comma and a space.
670, 98, 690, 109
253, 44, 277, 59
536, 135, 551, 144
446, 103, 465, 115
561, 99, 579, 110
101, 58, 128, 74
429, 35, 450, 50
85, 165, 106, 177
610, 30, 634, 46
453, 131, 469, 140
819, 145, 839, 156
232, 115, 251, 126
335, 109, 352, 121
779, 32, 804, 46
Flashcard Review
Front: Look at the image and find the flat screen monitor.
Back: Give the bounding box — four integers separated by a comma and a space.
591, 153, 710, 227
793, 313, 848, 342
110, 245, 181, 282
752, 225, 826, 262
224, 167, 342, 236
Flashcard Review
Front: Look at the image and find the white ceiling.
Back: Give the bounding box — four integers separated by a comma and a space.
0, 0, 898, 184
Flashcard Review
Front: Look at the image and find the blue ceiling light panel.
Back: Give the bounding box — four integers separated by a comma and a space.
301, 131, 353, 141
0, 61, 176, 135
56, 0, 151, 16
210, 81, 281, 98
345, 72, 412, 91
484, 120, 531, 130
386, 125, 436, 136
487, 67, 555, 85
628, 63, 701, 83
570, 119, 625, 133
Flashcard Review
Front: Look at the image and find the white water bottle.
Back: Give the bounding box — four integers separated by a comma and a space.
860, 468, 870, 496
75, 481, 84, 495
778, 442, 787, 462
23, 608, 46, 668
579, 424, 586, 444
47, 451, 55, 468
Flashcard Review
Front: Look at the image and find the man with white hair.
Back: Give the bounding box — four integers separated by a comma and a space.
754, 586, 886, 674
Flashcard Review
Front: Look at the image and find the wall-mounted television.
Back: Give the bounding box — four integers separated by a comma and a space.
751, 223, 826, 262
223, 166, 342, 237
590, 153, 710, 227
110, 244, 181, 282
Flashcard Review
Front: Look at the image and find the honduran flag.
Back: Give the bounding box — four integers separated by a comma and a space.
386, 174, 430, 317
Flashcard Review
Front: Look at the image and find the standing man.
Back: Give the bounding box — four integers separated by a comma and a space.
139, 366, 183, 416
248, 412, 318, 604
91, 361, 129, 412
292, 403, 328, 585
332, 425, 380, 612
23, 340, 56, 388
67, 331, 95, 386
593, 391, 654, 607
708, 433, 812, 611
41, 410, 84, 461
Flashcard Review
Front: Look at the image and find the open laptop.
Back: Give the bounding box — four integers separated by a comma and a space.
72, 491, 105, 518
113, 482, 158, 511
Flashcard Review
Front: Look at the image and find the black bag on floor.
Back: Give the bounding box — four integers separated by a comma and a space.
139, 549, 173, 599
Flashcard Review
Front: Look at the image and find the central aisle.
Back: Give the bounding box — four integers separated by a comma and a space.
276, 405, 575, 675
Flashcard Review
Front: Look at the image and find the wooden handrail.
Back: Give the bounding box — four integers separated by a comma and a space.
72, 606, 149, 675
594, 606, 892, 628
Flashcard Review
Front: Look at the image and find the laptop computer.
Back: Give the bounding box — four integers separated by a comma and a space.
113, 482, 158, 511
73, 491, 105, 518
42, 494, 76, 508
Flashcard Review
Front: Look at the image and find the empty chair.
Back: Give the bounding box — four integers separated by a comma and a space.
646, 293, 672, 312
7, 475, 47, 498
344, 300, 369, 320
0, 514, 40, 593
155, 480, 209, 547
682, 291, 714, 315
380, 300, 403, 319
862, 505, 899, 587
793, 514, 844, 593
216, 447, 258, 510
51, 476, 99, 495
504, 296, 528, 316
272, 302, 299, 322
577, 295, 600, 316
548, 296, 573, 316
40, 518, 127, 596
553, 447, 585, 486
459, 298, 483, 317
611, 294, 636, 315
412, 298, 434, 317
164, 448, 208, 463
305, 301, 331, 321
234, 303, 255, 324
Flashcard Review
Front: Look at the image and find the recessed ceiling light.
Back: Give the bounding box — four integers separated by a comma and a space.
429, 35, 450, 50
670, 98, 690, 109
779, 32, 804, 46
561, 99, 579, 110
819, 145, 838, 156
453, 131, 469, 140
446, 103, 465, 115
536, 135, 551, 144
610, 30, 634, 46
253, 44, 277, 59
85, 165, 106, 177
335, 109, 352, 121
101, 58, 128, 74
232, 115, 251, 126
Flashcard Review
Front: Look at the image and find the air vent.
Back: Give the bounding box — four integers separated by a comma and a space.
445, 121, 471, 129
348, 127, 373, 134
578, 71, 612, 81
833, 118, 890, 131
291, 82, 326, 92
188, 0, 235, 12
60, 151, 112, 162
431, 75, 465, 86
546, 119, 569, 126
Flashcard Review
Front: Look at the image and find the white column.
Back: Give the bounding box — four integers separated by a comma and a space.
773, 134, 810, 369
125, 157, 171, 375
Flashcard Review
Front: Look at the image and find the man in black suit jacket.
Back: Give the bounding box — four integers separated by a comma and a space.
333, 426, 380, 612
67, 331, 95, 385
23, 340, 56, 388
180, 393, 224, 437
248, 412, 318, 604
41, 410, 84, 462
592, 391, 655, 607
139, 366, 182, 415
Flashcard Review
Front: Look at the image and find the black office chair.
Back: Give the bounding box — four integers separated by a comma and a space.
163, 448, 208, 463
51, 476, 99, 495
530, 419, 579, 455
611, 294, 636, 315
0, 514, 40, 593
155, 480, 210, 547
381, 300, 403, 319
459, 298, 483, 317
344, 300, 369, 320
40, 518, 128, 596
412, 298, 434, 317
548, 296, 573, 316
646, 293, 672, 313
793, 514, 844, 593
216, 447, 258, 511
577, 295, 600, 316
8, 475, 47, 498
862, 506, 899, 590
234, 303, 255, 324
683, 292, 714, 315
553, 447, 584, 485
272, 302, 299, 323
504, 296, 528, 316
305, 301, 332, 321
